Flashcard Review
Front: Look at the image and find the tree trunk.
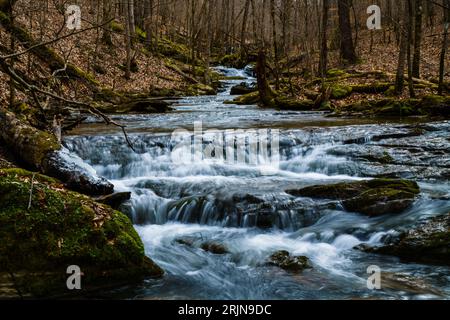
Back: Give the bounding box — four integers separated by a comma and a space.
101, 0, 113, 46
256, 50, 275, 106
407, 0, 415, 97
125, 0, 132, 79
438, 0, 450, 95
338, 0, 357, 64
270, 0, 280, 89
395, 1, 408, 95
240, 0, 251, 60
319, 0, 330, 77
412, 0, 423, 78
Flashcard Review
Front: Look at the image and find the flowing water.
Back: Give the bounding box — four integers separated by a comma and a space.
66, 67, 450, 300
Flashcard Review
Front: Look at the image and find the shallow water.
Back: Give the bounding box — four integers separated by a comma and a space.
65, 67, 450, 300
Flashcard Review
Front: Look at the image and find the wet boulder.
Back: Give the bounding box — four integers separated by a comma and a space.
230, 82, 257, 95
268, 250, 312, 272
358, 213, 450, 265
95, 192, 132, 210
286, 179, 420, 217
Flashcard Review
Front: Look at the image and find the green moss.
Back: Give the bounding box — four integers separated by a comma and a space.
0, 168, 163, 297
274, 96, 314, 111
186, 83, 216, 96
330, 84, 353, 99
135, 26, 146, 41
218, 53, 245, 68
226, 91, 260, 105
326, 68, 346, 78
157, 37, 193, 63
110, 20, 124, 33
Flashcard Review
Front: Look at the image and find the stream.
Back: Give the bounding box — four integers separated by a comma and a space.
66, 67, 450, 300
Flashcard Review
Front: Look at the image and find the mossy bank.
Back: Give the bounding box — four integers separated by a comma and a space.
0, 168, 163, 298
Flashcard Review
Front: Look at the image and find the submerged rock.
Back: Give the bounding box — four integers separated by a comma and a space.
0, 168, 163, 298
380, 272, 444, 296
201, 242, 229, 255
359, 213, 450, 265
286, 179, 420, 216
268, 250, 312, 272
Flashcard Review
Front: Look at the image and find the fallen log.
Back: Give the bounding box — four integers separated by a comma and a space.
0, 109, 113, 195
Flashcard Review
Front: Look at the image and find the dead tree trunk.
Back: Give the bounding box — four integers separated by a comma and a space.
0, 109, 114, 195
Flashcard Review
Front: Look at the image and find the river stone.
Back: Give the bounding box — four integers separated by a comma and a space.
286, 179, 420, 217
268, 250, 312, 272
379, 273, 444, 296
95, 192, 132, 210
358, 213, 450, 265
201, 242, 229, 255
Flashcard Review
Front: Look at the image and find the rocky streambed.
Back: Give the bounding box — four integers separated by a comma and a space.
59, 67, 450, 299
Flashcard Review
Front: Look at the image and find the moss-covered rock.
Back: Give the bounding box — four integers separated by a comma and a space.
225, 91, 260, 105
186, 83, 216, 96
218, 53, 246, 68
418, 95, 450, 116
326, 69, 347, 78
330, 84, 353, 99
273, 96, 315, 111
0, 168, 163, 298
286, 179, 420, 217
358, 212, 450, 266
268, 250, 312, 272
340, 95, 450, 117
157, 37, 193, 63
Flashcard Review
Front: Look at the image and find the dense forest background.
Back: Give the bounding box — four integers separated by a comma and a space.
0, 0, 449, 110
